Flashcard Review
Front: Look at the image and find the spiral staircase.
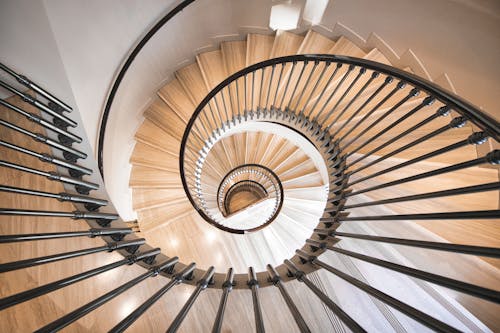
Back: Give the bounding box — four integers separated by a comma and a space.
1, 4, 500, 332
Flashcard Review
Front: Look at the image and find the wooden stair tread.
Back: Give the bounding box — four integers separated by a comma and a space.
364, 48, 391, 65
132, 188, 187, 211
329, 36, 366, 57
197, 49, 228, 90
176, 62, 209, 105
143, 98, 185, 140
134, 119, 180, 156
158, 79, 194, 123
137, 199, 193, 231
130, 165, 182, 188
221, 40, 247, 75
270, 30, 304, 57
246, 34, 274, 66
130, 142, 178, 172
297, 30, 336, 54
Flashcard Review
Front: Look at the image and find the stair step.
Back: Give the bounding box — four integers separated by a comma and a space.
197, 49, 228, 90
143, 98, 185, 140
132, 188, 187, 211
137, 199, 193, 231
129, 165, 182, 189
130, 142, 178, 172
282, 171, 323, 189
221, 40, 247, 75
329, 36, 366, 57
364, 48, 391, 65
285, 185, 329, 201
246, 33, 275, 66
134, 119, 180, 156
158, 78, 195, 123
176, 62, 209, 105
270, 30, 304, 58
298, 30, 336, 54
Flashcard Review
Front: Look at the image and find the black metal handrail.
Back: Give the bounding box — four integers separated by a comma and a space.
97, 0, 196, 178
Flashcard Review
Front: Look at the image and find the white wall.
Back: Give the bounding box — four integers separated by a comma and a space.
0, 0, 112, 211
42, 0, 247, 219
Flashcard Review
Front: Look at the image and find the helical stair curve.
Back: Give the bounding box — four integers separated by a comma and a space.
1, 15, 500, 333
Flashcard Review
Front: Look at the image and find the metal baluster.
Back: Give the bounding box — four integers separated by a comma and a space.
0, 139, 92, 176
0, 80, 77, 127
0, 184, 107, 210
227, 84, 236, 125
284, 260, 366, 332
345, 150, 499, 198
328, 74, 392, 137
0, 248, 160, 310
213, 94, 226, 130
0, 227, 131, 243
325, 210, 500, 222
291, 61, 318, 116
0, 238, 145, 273
251, 71, 256, 115
348, 108, 456, 174
347, 181, 499, 210
322, 68, 373, 133
0, 118, 86, 160
265, 65, 276, 111
0, 99, 82, 143
338, 81, 406, 143
296, 248, 461, 333
220, 88, 231, 127
109, 262, 196, 333
235, 78, 242, 122
343, 131, 487, 186
278, 62, 298, 111
0, 62, 72, 112
0, 160, 98, 193
286, 61, 309, 112
248, 266, 266, 333
266, 265, 310, 333
244, 73, 248, 115
35, 257, 179, 333
0, 208, 118, 221
272, 63, 285, 111
343, 95, 434, 163
167, 267, 216, 332
306, 63, 342, 121
317, 65, 359, 124
297, 61, 330, 122
258, 68, 265, 113
328, 231, 500, 258
299, 243, 500, 304
212, 268, 234, 333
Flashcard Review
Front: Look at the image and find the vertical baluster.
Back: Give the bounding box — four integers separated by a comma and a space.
109, 262, 196, 333
167, 267, 215, 332
284, 260, 366, 333
266, 265, 310, 333
35, 257, 179, 333
296, 247, 461, 333
248, 267, 266, 333
212, 268, 234, 333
